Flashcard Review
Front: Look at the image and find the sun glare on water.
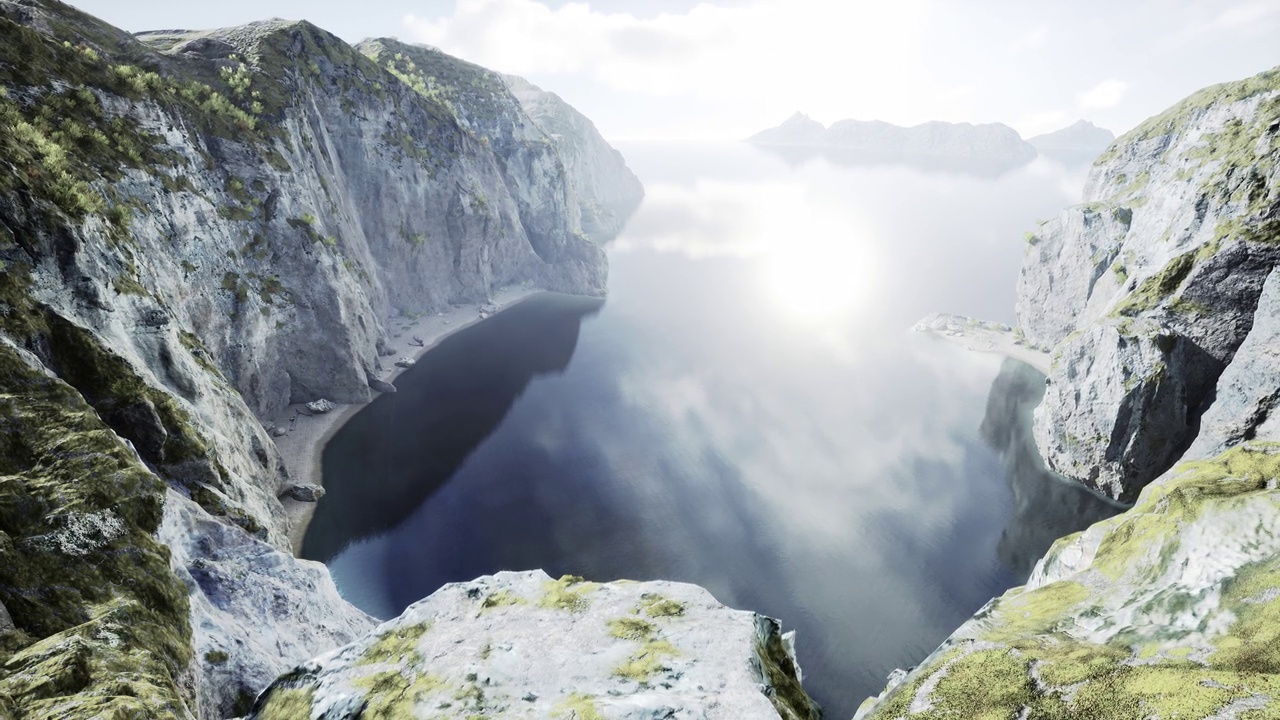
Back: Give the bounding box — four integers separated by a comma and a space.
759, 226, 875, 325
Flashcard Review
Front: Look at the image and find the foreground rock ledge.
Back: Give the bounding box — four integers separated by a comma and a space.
248, 570, 820, 719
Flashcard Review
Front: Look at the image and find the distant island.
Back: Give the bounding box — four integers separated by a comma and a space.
749, 113, 1114, 167
1026, 119, 1117, 163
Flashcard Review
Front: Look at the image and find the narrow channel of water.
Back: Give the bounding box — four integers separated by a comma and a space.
303, 142, 1121, 717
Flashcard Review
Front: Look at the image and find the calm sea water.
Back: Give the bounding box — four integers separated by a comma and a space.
302, 142, 1121, 717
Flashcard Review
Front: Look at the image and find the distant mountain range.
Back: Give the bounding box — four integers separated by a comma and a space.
749, 113, 1114, 165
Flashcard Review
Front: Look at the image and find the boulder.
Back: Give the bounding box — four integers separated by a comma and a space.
284, 484, 326, 502
305, 399, 336, 414
249, 570, 818, 720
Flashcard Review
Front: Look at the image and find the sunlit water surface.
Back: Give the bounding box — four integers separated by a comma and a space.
303, 143, 1121, 717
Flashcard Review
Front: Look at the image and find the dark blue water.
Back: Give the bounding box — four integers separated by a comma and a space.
302, 143, 1120, 717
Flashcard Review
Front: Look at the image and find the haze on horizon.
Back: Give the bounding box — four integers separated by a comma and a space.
71, 0, 1280, 143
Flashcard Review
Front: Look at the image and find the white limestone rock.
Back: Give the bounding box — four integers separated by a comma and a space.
305, 398, 336, 414
504, 74, 645, 242
1181, 266, 1280, 461
1014, 65, 1280, 501
162, 492, 376, 719
1033, 318, 1220, 503
247, 571, 819, 720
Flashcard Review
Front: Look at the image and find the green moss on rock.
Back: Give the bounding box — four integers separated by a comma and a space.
0, 344, 192, 717
863, 444, 1280, 719
1112, 250, 1197, 316
607, 616, 656, 642
612, 639, 679, 684
551, 693, 605, 720
360, 623, 428, 666
637, 594, 685, 618
252, 685, 315, 720
538, 575, 598, 613
755, 621, 822, 720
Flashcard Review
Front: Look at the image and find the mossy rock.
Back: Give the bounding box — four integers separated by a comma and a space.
0, 343, 192, 717
863, 444, 1280, 719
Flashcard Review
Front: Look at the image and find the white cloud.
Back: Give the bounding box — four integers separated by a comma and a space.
1010, 24, 1049, 52
1208, 0, 1280, 30
404, 0, 944, 128
940, 84, 977, 101
1076, 78, 1128, 110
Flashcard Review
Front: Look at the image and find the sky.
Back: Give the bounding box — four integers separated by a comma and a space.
70, 0, 1280, 142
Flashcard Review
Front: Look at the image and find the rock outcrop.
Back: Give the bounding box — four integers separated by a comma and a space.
749, 113, 1038, 163
0, 0, 641, 717
248, 571, 819, 720
861, 65, 1280, 718
1019, 65, 1280, 502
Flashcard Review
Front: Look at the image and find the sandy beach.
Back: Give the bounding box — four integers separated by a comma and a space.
273, 284, 543, 553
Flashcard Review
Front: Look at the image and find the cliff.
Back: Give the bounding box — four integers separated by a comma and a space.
749, 112, 1038, 163
503, 74, 644, 242
0, 0, 641, 716
862, 65, 1280, 718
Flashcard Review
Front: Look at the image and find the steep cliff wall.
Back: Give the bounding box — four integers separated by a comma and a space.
860, 65, 1280, 719
503, 73, 644, 241
0, 1, 639, 716
1018, 66, 1280, 502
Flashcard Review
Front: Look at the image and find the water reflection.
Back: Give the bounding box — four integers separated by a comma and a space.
980, 359, 1125, 580
753, 144, 1036, 178
300, 293, 603, 563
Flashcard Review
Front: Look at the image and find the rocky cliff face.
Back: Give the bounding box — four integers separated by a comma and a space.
248, 571, 820, 720
1018, 66, 1280, 503
0, 1, 639, 717
503, 74, 644, 242
860, 65, 1280, 719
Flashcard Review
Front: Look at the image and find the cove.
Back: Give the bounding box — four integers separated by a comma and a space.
302, 142, 1123, 717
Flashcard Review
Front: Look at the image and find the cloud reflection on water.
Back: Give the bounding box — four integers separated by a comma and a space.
316, 143, 1106, 717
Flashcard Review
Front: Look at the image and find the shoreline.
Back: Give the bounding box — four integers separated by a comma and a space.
273, 284, 543, 554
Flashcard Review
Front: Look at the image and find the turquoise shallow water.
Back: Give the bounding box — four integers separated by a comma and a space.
303, 142, 1120, 717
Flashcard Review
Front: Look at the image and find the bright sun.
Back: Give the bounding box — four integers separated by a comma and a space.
759, 233, 874, 324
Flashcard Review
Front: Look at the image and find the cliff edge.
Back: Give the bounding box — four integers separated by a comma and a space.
863, 65, 1280, 718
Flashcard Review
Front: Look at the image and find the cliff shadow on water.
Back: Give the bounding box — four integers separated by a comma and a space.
301, 293, 603, 562
980, 358, 1125, 581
